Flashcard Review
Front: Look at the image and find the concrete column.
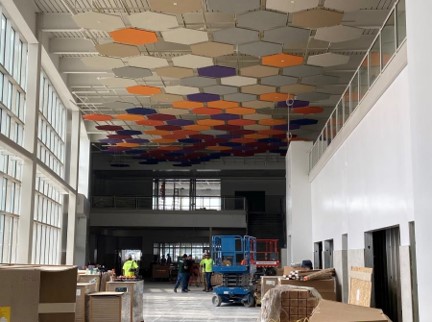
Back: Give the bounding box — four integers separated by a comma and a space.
66, 110, 80, 190
65, 192, 77, 264
285, 142, 313, 264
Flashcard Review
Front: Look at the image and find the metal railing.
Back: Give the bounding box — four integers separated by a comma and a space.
309, 0, 406, 169
92, 195, 246, 211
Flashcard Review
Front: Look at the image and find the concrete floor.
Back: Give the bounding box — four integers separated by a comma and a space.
143, 281, 260, 322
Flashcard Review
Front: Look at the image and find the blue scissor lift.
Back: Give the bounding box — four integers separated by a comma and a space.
211, 235, 257, 307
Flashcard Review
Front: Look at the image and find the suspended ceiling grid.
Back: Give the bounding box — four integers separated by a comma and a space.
34, 0, 395, 167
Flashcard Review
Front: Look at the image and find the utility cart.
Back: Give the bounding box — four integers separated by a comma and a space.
211, 235, 257, 307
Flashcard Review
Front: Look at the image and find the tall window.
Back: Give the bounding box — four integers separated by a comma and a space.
153, 242, 210, 261
153, 179, 221, 210
0, 151, 22, 263
38, 72, 66, 177
31, 176, 63, 264
0, 9, 28, 146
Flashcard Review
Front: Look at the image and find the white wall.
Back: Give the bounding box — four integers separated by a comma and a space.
406, 1, 432, 320
311, 67, 414, 251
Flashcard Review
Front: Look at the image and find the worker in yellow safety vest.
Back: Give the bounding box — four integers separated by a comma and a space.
122, 255, 138, 277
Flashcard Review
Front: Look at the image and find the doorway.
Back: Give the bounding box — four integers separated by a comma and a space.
365, 227, 402, 322
314, 241, 323, 269
235, 191, 266, 212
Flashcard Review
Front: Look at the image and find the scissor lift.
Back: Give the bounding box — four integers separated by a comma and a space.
256, 238, 280, 276
211, 235, 257, 307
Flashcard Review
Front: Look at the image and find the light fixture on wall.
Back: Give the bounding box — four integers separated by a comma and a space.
286, 94, 296, 141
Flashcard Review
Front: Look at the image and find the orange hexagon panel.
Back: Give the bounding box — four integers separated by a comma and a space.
153, 138, 176, 144
260, 92, 294, 102
136, 119, 165, 126
116, 142, 140, 148
127, 85, 162, 95
197, 119, 225, 126
228, 107, 255, 115
172, 101, 204, 109
262, 53, 304, 67
259, 119, 287, 126
115, 114, 146, 121
110, 28, 158, 45
83, 114, 113, 121
184, 124, 211, 131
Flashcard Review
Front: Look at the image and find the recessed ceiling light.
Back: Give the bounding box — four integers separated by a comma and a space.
173, 2, 177, 5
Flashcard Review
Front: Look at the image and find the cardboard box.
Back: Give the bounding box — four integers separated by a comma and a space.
260, 276, 279, 299
283, 266, 304, 276
278, 277, 336, 301
76, 283, 98, 322
89, 292, 129, 322
78, 274, 101, 291
0, 265, 78, 322
309, 300, 390, 322
106, 280, 144, 322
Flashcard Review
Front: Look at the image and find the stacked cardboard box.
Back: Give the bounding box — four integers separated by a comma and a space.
279, 277, 336, 301
89, 292, 129, 322
106, 280, 144, 322
279, 288, 318, 322
0, 265, 77, 322
78, 274, 101, 291
76, 282, 98, 322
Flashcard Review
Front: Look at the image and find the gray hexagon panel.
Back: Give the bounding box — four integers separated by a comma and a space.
296, 92, 331, 101
282, 65, 323, 77
207, 0, 260, 14
203, 85, 238, 95
261, 75, 297, 87
263, 26, 311, 49
238, 41, 282, 58
237, 10, 287, 31
112, 66, 153, 79
181, 76, 218, 88
213, 28, 259, 45
302, 74, 339, 85
223, 93, 257, 102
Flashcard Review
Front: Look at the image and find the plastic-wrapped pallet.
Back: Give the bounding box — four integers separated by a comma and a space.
260, 285, 322, 322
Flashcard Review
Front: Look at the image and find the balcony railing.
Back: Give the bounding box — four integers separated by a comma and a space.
92, 195, 246, 211
309, 0, 406, 169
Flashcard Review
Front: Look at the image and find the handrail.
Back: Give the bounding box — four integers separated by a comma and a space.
309, 0, 406, 170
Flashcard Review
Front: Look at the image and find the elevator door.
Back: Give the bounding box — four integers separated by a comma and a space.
372, 227, 402, 322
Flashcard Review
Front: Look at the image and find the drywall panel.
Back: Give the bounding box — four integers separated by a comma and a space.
311, 67, 414, 250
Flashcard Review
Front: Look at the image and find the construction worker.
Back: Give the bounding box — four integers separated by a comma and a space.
122, 255, 138, 277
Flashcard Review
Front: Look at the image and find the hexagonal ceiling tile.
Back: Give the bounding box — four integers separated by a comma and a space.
198, 65, 236, 78
187, 93, 220, 102
81, 56, 124, 69
110, 28, 158, 45
221, 76, 257, 87
228, 107, 255, 115
95, 43, 140, 58
238, 41, 282, 58
148, 0, 202, 14
112, 66, 153, 78
324, 0, 365, 12
207, 0, 260, 14
315, 25, 363, 43
240, 65, 279, 78
162, 28, 208, 45
244, 114, 270, 121
263, 26, 311, 48
223, 93, 256, 102
151, 93, 183, 103
172, 55, 213, 68
260, 92, 292, 102
242, 100, 274, 109
282, 65, 323, 77
191, 42, 235, 58
296, 92, 330, 101
213, 28, 259, 45
280, 83, 316, 94
266, 0, 319, 13
208, 101, 239, 109
72, 12, 125, 32
241, 85, 275, 95
204, 85, 238, 95
127, 85, 161, 95
155, 66, 194, 78
262, 53, 304, 67
128, 56, 168, 69
164, 85, 199, 95
128, 12, 179, 31
237, 10, 287, 31
181, 76, 218, 87
292, 9, 343, 29
98, 77, 136, 87
307, 53, 350, 67
261, 75, 297, 86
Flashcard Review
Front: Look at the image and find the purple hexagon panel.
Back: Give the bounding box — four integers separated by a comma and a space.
198, 65, 237, 78
187, 93, 220, 102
